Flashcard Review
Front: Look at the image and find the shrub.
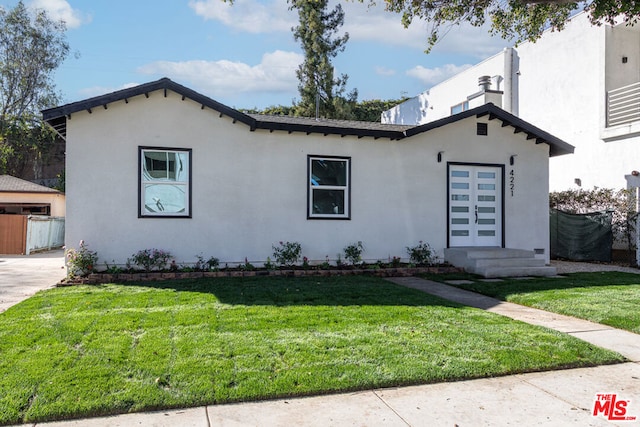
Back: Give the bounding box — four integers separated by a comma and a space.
66, 240, 98, 278
406, 241, 435, 265
343, 241, 364, 265
272, 241, 302, 267
194, 254, 219, 271
128, 249, 172, 272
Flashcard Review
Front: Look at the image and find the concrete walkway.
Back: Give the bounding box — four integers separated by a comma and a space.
17, 275, 639, 427
0, 250, 66, 313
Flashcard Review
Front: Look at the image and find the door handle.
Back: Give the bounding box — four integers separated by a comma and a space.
475, 205, 478, 224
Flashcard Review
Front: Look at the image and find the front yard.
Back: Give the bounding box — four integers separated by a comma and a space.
0, 275, 624, 425
425, 271, 640, 334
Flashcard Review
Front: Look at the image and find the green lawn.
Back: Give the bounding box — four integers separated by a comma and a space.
424, 271, 640, 334
0, 276, 624, 425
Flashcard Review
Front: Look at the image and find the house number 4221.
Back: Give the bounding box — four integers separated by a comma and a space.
509, 169, 515, 196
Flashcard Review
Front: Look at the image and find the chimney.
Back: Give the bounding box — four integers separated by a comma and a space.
478, 75, 492, 91
467, 75, 503, 109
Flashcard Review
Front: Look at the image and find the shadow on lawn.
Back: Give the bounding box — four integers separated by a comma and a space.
423, 271, 640, 301
116, 275, 465, 308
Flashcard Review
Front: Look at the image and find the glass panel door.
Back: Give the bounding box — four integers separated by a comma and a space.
449, 165, 501, 247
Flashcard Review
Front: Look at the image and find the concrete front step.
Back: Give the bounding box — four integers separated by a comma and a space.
473, 266, 558, 278
444, 247, 556, 278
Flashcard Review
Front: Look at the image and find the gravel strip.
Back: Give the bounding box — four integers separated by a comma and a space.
551, 260, 640, 275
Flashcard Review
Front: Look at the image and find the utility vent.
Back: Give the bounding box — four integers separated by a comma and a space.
534, 248, 545, 255
477, 122, 488, 136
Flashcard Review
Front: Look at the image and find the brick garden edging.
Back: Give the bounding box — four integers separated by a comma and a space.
58, 266, 462, 286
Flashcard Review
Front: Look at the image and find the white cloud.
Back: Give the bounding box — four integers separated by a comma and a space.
137, 50, 302, 96
187, 0, 510, 58
188, 0, 294, 33
29, 0, 90, 28
406, 63, 473, 86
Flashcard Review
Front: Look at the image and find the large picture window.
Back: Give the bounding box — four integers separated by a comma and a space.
308, 156, 350, 219
139, 147, 191, 218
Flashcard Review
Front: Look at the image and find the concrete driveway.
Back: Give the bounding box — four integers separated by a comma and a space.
0, 249, 66, 313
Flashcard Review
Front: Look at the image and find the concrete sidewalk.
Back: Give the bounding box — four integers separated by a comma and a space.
21, 276, 640, 427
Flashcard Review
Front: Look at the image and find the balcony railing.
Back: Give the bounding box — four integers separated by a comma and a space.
607, 82, 640, 127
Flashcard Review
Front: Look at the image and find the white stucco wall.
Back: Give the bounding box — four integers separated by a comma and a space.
383, 12, 640, 192
65, 90, 551, 266
0, 192, 65, 216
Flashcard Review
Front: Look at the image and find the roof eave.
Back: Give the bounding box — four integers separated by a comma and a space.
405, 103, 574, 157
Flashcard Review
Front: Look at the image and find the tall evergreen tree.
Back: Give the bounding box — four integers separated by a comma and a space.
290, 0, 357, 119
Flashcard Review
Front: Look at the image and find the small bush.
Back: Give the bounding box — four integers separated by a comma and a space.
194, 254, 219, 271
66, 240, 98, 278
272, 241, 302, 267
406, 241, 435, 265
128, 249, 172, 272
343, 241, 364, 265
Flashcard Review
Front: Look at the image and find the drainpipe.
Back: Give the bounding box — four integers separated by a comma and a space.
503, 47, 514, 114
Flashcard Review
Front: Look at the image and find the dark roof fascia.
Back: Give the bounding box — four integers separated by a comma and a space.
252, 118, 406, 140
405, 103, 574, 157
41, 78, 257, 137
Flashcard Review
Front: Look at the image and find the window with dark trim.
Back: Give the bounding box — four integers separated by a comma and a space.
308, 155, 350, 219
139, 147, 192, 218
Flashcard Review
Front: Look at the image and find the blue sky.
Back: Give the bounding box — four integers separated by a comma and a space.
3, 0, 514, 110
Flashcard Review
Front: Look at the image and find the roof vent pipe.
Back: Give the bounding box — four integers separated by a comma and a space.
478, 75, 491, 91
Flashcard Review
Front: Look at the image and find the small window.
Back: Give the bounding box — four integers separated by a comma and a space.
450, 101, 469, 115
308, 156, 350, 219
139, 147, 191, 218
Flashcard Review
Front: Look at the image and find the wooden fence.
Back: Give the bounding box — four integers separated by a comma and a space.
0, 215, 64, 255
0, 215, 27, 254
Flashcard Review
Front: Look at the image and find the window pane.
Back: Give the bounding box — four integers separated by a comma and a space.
478, 230, 496, 236
478, 195, 495, 202
452, 218, 469, 224
478, 219, 495, 225
312, 189, 345, 215
478, 184, 495, 190
451, 194, 469, 201
311, 159, 347, 186
451, 171, 469, 178
144, 151, 188, 182
143, 183, 187, 214
451, 206, 469, 213
451, 182, 469, 189
478, 207, 495, 213
452, 230, 469, 236
477, 172, 495, 179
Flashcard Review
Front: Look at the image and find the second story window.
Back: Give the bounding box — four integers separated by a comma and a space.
451, 101, 469, 115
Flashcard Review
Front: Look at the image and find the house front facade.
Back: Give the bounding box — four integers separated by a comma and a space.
382, 12, 640, 192
43, 78, 572, 267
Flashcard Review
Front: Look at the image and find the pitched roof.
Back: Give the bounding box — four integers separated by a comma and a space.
42, 77, 573, 156
0, 175, 61, 194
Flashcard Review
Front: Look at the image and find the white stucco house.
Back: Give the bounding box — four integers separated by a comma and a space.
382, 12, 639, 192
42, 78, 572, 275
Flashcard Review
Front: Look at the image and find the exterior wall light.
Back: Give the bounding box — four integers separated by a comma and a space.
437, 151, 444, 163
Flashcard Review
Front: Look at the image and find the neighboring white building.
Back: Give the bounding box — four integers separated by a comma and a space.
42, 78, 572, 270
382, 12, 640, 192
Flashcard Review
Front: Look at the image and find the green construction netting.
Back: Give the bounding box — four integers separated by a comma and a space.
550, 209, 613, 262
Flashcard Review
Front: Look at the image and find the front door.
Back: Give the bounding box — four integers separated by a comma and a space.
448, 164, 503, 247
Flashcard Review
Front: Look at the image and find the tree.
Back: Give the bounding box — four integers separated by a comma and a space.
379, 0, 640, 52
290, 0, 358, 119
241, 97, 409, 123
0, 1, 69, 177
